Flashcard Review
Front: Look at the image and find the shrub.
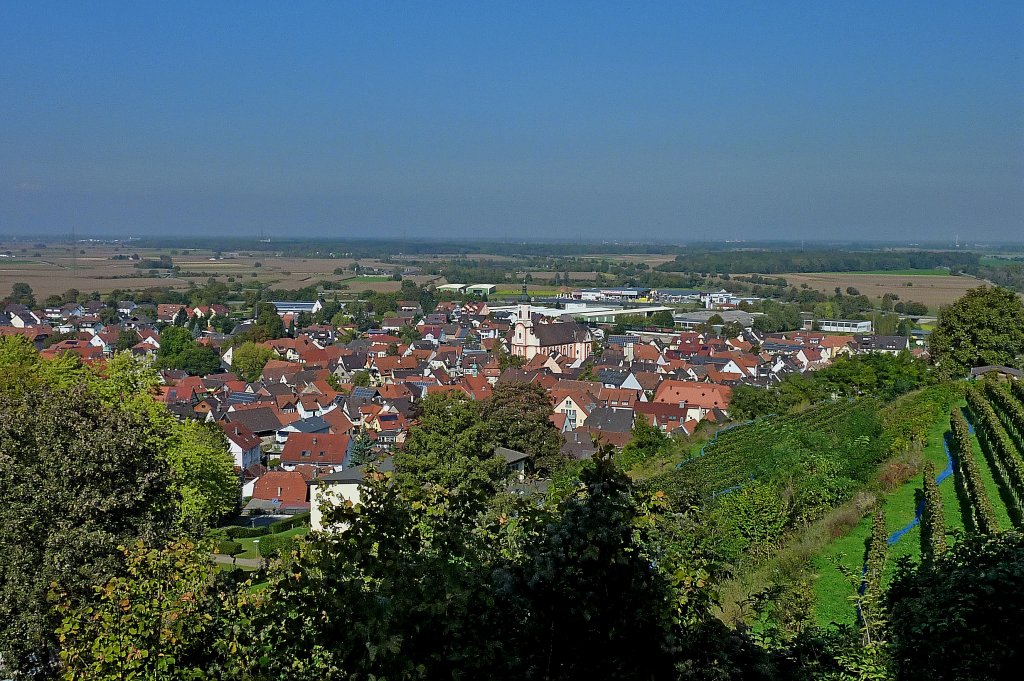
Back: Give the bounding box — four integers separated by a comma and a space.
268, 512, 311, 533
878, 460, 916, 492
224, 525, 270, 539
826, 503, 869, 540
216, 540, 242, 556
206, 528, 228, 542
257, 533, 296, 558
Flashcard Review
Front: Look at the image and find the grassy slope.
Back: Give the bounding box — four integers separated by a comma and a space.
971, 430, 1014, 533
811, 403, 1012, 626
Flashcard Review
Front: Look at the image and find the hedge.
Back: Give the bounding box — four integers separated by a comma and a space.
258, 533, 297, 559
269, 512, 311, 533
921, 460, 947, 561
950, 407, 999, 535
224, 525, 270, 539
216, 540, 243, 556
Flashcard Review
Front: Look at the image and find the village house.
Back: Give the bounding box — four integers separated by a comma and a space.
281, 432, 351, 471
219, 421, 262, 470
653, 380, 732, 423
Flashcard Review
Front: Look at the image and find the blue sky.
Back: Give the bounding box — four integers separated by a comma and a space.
1, 2, 1021, 242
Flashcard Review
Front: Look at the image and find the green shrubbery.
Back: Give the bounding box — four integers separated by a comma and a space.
219, 512, 309, 544
268, 512, 310, 533
651, 385, 964, 569
216, 540, 242, 556
223, 525, 270, 539
257, 533, 296, 558
950, 407, 999, 535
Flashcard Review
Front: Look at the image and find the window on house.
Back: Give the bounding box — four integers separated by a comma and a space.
277, 486, 283, 496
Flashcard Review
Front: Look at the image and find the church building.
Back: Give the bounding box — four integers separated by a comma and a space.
509, 304, 593, 362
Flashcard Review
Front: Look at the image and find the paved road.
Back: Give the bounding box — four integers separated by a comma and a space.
212, 553, 262, 570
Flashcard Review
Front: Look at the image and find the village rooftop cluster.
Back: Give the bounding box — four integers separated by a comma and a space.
1, 287, 926, 528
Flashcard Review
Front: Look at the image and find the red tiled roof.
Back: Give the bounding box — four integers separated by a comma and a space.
281, 432, 350, 466
653, 380, 732, 410
252, 470, 309, 507
219, 421, 261, 451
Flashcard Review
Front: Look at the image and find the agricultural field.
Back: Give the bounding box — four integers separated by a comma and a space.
0, 248, 191, 298
679, 399, 886, 503
780, 271, 983, 311
579, 253, 679, 267
0, 242, 408, 298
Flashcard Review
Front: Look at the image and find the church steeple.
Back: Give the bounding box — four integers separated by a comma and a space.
519, 275, 530, 303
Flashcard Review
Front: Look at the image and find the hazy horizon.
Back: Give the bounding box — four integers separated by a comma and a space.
2, 2, 1022, 241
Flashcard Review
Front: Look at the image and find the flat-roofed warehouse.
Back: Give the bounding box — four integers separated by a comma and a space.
673, 309, 755, 329
571, 306, 674, 324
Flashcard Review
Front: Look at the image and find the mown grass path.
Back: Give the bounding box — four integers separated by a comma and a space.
811, 409, 989, 625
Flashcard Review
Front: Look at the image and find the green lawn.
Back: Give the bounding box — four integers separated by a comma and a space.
235, 525, 309, 560
812, 411, 966, 626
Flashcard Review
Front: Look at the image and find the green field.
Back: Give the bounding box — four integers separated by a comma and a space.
979, 255, 1023, 267
495, 285, 561, 296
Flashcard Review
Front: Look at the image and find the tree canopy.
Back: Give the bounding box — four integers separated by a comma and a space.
929, 285, 1024, 379
0, 348, 241, 677
394, 392, 505, 499
479, 382, 565, 473
0, 384, 174, 676
887, 532, 1024, 681
231, 341, 276, 382
156, 326, 222, 376
165, 420, 239, 533
729, 352, 933, 420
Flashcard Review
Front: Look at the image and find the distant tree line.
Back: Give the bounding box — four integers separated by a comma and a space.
656, 250, 980, 276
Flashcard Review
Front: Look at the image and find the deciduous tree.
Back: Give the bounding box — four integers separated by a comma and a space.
887, 532, 1024, 681
930, 285, 1024, 379
0, 386, 174, 677
232, 341, 276, 382
53, 540, 234, 680
166, 420, 239, 533
480, 382, 564, 473
394, 392, 503, 499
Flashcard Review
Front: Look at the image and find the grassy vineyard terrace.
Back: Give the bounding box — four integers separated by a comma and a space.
640, 384, 968, 626
810, 402, 1004, 625
809, 383, 1024, 626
